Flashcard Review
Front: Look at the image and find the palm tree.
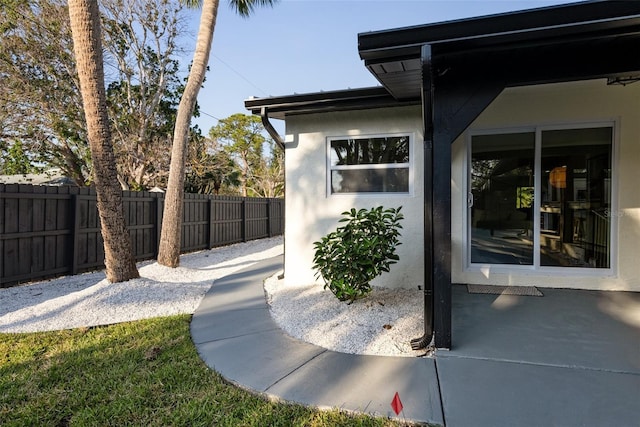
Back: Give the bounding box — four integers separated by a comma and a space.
158, 0, 278, 267
68, 0, 139, 282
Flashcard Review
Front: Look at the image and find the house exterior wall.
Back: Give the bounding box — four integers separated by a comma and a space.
283, 105, 424, 289
452, 79, 640, 291
282, 80, 638, 292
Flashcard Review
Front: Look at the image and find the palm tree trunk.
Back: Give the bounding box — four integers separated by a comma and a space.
68, 0, 139, 282
158, 0, 219, 267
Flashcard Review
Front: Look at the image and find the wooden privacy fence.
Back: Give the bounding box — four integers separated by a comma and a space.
0, 184, 284, 287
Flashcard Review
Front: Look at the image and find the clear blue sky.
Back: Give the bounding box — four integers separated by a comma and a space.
182, 0, 582, 135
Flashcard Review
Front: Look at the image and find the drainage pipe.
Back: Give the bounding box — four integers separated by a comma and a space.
260, 107, 285, 150
411, 44, 435, 350
260, 106, 285, 282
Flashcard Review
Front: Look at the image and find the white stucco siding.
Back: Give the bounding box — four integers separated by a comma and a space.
452, 79, 640, 291
283, 106, 424, 289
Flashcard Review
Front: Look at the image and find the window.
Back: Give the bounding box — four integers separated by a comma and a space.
328, 135, 412, 194
469, 125, 614, 270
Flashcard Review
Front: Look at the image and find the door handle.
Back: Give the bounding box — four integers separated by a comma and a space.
467, 192, 474, 208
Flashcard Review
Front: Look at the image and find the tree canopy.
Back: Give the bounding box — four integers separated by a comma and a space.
1, 0, 281, 199
208, 114, 283, 198
1, 0, 90, 185
0, 0, 198, 190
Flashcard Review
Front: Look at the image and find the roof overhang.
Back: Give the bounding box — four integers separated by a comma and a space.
244, 86, 419, 120
245, 1, 640, 121
358, 0, 640, 100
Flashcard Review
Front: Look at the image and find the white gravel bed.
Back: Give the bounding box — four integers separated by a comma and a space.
264, 274, 426, 357
1, 236, 427, 358
0, 237, 283, 333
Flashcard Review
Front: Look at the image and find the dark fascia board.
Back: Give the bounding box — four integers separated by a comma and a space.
244, 86, 419, 120
358, 0, 640, 62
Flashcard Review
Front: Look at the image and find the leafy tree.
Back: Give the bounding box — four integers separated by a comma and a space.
105, 79, 173, 190
0, 0, 194, 189
185, 134, 241, 194
158, 0, 278, 268
1, 140, 39, 175
101, 0, 186, 190
209, 113, 266, 197
247, 139, 284, 198
185, 113, 283, 197
0, 0, 91, 185
185, 118, 282, 197
68, 0, 139, 282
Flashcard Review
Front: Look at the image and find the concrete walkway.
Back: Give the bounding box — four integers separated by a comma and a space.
191, 255, 640, 426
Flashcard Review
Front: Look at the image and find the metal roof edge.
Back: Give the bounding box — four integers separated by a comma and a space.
244, 86, 419, 119
245, 86, 389, 108
358, 1, 640, 61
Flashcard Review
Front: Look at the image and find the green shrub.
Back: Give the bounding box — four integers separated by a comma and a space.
312, 206, 403, 303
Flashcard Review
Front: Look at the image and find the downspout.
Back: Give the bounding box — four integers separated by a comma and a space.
260, 107, 285, 150
411, 44, 435, 350
260, 107, 286, 281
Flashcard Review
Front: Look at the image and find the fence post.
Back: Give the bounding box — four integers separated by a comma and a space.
70, 194, 80, 275
208, 198, 214, 249
155, 195, 163, 257
242, 200, 247, 242
267, 199, 272, 237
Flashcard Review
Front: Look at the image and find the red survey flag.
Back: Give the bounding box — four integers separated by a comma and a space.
391, 391, 403, 415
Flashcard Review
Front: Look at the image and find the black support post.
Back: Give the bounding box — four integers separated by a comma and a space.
432, 115, 452, 350
418, 46, 506, 350
424, 42, 453, 350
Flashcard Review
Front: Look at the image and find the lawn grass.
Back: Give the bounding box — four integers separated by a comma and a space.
0, 315, 406, 426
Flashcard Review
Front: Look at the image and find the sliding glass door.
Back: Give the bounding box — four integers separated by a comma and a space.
469, 125, 613, 270
539, 127, 612, 268
470, 132, 535, 265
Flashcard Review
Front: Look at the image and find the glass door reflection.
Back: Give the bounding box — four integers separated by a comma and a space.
540, 128, 612, 268
470, 132, 535, 265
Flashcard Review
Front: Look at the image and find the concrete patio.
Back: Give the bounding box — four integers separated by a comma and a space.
191, 256, 640, 426
440, 285, 640, 426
